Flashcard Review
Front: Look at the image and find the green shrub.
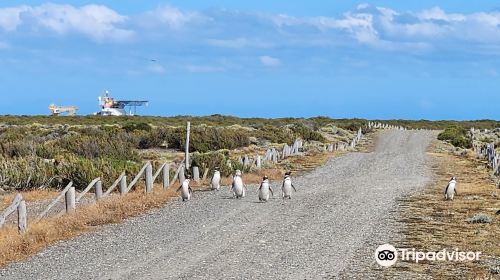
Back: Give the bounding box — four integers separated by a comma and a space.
255, 126, 295, 144
0, 157, 59, 190
122, 122, 152, 132
191, 150, 232, 176
57, 133, 139, 161
438, 127, 472, 148
167, 127, 250, 153
290, 123, 325, 142
58, 157, 140, 189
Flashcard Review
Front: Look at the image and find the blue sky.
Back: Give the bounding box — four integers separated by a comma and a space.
0, 1, 499, 119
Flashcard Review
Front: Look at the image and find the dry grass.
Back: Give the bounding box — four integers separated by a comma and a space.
0, 185, 177, 267
394, 139, 500, 279
0, 190, 59, 209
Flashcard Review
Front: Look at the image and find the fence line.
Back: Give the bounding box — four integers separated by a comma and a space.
0, 159, 177, 235
471, 128, 500, 176
1, 121, 385, 236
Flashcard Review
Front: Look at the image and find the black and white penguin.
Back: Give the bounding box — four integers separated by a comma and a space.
176, 175, 193, 201
232, 170, 246, 198
282, 172, 297, 199
444, 177, 457, 200
210, 167, 221, 191
258, 176, 273, 202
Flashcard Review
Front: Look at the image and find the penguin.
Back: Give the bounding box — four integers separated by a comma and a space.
176, 175, 193, 201
258, 176, 273, 202
231, 169, 246, 199
282, 171, 297, 199
444, 177, 457, 200
210, 167, 221, 191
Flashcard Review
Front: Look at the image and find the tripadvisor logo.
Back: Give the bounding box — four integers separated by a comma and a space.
375, 244, 482, 267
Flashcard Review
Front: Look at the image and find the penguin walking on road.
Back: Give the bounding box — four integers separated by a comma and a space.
176, 175, 193, 201
444, 177, 457, 200
232, 170, 246, 199
282, 172, 297, 199
210, 167, 221, 191
258, 176, 273, 202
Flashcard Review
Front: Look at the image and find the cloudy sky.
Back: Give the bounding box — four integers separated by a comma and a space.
0, 1, 499, 119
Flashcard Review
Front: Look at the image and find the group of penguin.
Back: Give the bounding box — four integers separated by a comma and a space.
177, 169, 458, 202
176, 167, 297, 202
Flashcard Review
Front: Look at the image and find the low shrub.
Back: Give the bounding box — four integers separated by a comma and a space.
466, 213, 493, 224
166, 127, 250, 153
438, 127, 472, 148
191, 150, 232, 177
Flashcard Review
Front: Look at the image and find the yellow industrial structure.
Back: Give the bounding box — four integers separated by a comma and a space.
48, 104, 78, 116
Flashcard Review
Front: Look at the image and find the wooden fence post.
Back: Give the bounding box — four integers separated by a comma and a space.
256, 156, 261, 169
179, 166, 186, 183
95, 180, 103, 201
119, 175, 128, 195
202, 167, 209, 180
145, 162, 153, 193
162, 164, 170, 189
17, 200, 27, 234
185, 122, 191, 170
65, 186, 76, 213
192, 166, 200, 181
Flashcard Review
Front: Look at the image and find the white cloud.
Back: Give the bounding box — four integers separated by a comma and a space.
0, 3, 500, 52
259, 56, 281, 67
141, 6, 209, 29
147, 64, 166, 74
0, 4, 132, 42
0, 6, 29, 31
417, 7, 465, 22
185, 64, 225, 73
208, 38, 274, 49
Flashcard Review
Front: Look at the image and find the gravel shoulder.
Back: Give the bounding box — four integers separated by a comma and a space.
0, 130, 434, 280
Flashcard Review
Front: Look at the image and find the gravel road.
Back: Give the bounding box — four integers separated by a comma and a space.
0, 130, 434, 280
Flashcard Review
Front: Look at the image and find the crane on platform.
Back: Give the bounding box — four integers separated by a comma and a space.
95, 90, 148, 116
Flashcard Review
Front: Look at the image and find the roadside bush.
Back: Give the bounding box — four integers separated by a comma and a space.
58, 157, 140, 189
255, 126, 295, 144
167, 127, 250, 153
0, 157, 59, 190
438, 127, 472, 149
290, 123, 325, 142
57, 133, 139, 161
191, 150, 232, 177
122, 122, 152, 132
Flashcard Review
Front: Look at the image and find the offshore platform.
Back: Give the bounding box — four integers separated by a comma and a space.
95, 90, 148, 116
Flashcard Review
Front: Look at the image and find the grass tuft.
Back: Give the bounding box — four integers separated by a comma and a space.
466, 214, 493, 224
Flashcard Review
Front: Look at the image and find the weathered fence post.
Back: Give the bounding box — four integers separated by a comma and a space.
119, 175, 128, 195
192, 166, 200, 181
17, 200, 27, 234
65, 186, 76, 213
162, 164, 170, 189
185, 122, 191, 170
256, 155, 261, 169
95, 180, 103, 201
179, 166, 186, 183
145, 162, 153, 193
202, 167, 209, 180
